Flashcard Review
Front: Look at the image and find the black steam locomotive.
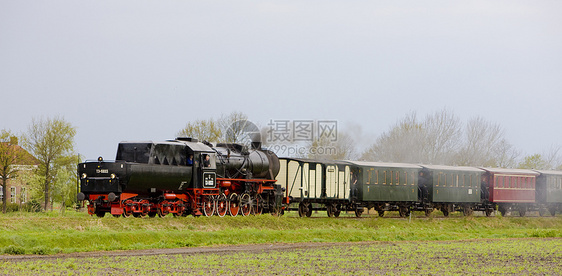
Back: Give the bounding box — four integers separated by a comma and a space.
78, 138, 284, 217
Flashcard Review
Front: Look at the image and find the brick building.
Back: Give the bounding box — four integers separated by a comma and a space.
0, 143, 39, 206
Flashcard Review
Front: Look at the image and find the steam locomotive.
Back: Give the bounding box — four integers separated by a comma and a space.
77, 138, 284, 217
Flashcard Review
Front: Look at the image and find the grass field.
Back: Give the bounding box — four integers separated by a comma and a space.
1, 239, 561, 275
0, 210, 561, 255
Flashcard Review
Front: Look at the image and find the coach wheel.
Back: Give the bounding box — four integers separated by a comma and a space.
485, 208, 493, 217
539, 208, 547, 217
399, 206, 409, 217
305, 203, 313, 217
354, 208, 363, 218
498, 205, 507, 216
229, 193, 240, 217
518, 206, 526, 217
298, 202, 307, 217
95, 211, 106, 218
549, 207, 557, 217
203, 195, 216, 217
377, 210, 385, 217
425, 208, 433, 217
326, 204, 334, 217
334, 206, 341, 218
463, 207, 473, 217
216, 193, 229, 217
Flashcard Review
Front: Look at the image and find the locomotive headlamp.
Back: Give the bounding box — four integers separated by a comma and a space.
81, 173, 87, 179
110, 173, 116, 179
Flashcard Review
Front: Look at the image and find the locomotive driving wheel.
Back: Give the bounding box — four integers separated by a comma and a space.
240, 193, 252, 216
202, 195, 216, 217
216, 193, 229, 217
229, 193, 240, 216
253, 194, 263, 215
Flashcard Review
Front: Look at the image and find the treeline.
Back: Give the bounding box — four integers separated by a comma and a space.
180, 110, 562, 170
359, 109, 561, 170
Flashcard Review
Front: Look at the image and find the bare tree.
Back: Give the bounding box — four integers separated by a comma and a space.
22, 117, 76, 211
0, 130, 25, 213
361, 109, 461, 164
308, 132, 358, 160
456, 117, 518, 167
218, 111, 250, 144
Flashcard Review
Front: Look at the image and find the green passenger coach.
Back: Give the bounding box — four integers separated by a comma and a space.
419, 165, 485, 216
534, 170, 562, 216
347, 161, 422, 217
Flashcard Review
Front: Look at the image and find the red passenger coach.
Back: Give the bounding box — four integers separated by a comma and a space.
481, 168, 540, 216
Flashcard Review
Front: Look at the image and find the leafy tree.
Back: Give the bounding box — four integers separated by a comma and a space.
177, 111, 251, 144
518, 154, 549, 170
22, 116, 76, 211
177, 118, 222, 143
518, 146, 562, 170
51, 154, 80, 214
0, 130, 25, 213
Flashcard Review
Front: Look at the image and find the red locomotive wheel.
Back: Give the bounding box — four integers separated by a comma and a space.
203, 195, 216, 217
158, 200, 170, 217
229, 193, 240, 216
216, 193, 229, 217
240, 193, 252, 216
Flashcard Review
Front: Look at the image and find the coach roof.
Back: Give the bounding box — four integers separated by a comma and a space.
347, 161, 422, 169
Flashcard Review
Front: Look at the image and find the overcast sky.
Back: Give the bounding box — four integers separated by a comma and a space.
1, 1, 561, 160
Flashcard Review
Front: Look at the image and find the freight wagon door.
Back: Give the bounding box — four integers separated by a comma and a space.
337, 166, 350, 199
326, 165, 337, 198
302, 163, 310, 198
285, 160, 303, 199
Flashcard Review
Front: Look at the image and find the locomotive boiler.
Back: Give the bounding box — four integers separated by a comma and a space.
78, 137, 284, 218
